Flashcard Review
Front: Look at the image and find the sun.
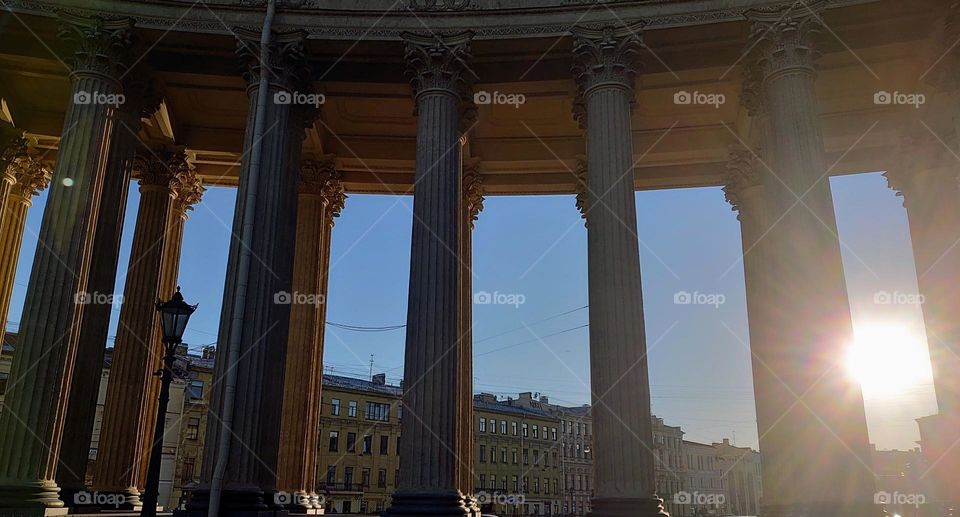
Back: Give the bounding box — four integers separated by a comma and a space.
846, 323, 932, 398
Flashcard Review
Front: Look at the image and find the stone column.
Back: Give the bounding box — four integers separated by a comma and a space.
384, 31, 474, 517
743, 5, 878, 516
570, 24, 665, 517
0, 151, 51, 342
91, 148, 187, 508
884, 136, 960, 511
277, 156, 344, 513
457, 158, 482, 502
57, 73, 163, 505
182, 29, 310, 516
0, 123, 26, 225
0, 14, 135, 515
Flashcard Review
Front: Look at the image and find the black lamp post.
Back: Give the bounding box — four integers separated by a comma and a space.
141, 287, 197, 517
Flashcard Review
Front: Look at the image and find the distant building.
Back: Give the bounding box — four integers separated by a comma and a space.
683, 440, 726, 516
713, 438, 761, 516
871, 446, 933, 517
653, 416, 686, 516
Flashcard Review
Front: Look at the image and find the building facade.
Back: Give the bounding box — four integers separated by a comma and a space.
713, 439, 762, 516
652, 417, 686, 517
683, 441, 727, 516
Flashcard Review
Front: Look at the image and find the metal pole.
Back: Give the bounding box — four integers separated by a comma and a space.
140, 341, 177, 517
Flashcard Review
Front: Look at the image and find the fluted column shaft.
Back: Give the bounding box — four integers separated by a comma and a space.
0, 15, 135, 514
571, 24, 664, 517
57, 81, 161, 499
744, 6, 877, 516
457, 162, 482, 500
385, 31, 473, 517
0, 123, 26, 235
277, 157, 343, 512
91, 149, 185, 506
183, 29, 309, 516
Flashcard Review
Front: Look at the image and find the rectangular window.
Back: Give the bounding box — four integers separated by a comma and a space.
523, 476, 529, 492
181, 457, 196, 482
378, 468, 387, 488
534, 450, 540, 465
347, 432, 356, 453
523, 449, 529, 465
348, 400, 358, 417
490, 474, 497, 490
533, 426, 539, 439
522, 423, 528, 437
380, 435, 389, 455
326, 465, 336, 485
479, 445, 486, 463
512, 422, 518, 436
501, 447, 508, 464
186, 417, 200, 440
331, 399, 341, 416
362, 434, 372, 454
513, 449, 518, 464
365, 402, 390, 421
552, 427, 558, 441
490, 419, 497, 434
187, 380, 204, 400
362, 468, 371, 487
479, 474, 485, 490
491, 447, 497, 464
344, 467, 354, 486
512, 475, 519, 492
501, 420, 507, 434
329, 431, 339, 452
479, 418, 486, 433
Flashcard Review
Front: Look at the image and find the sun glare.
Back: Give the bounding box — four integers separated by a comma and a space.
847, 324, 931, 398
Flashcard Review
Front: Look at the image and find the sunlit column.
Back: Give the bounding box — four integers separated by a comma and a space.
277, 156, 344, 513
0, 123, 26, 227
885, 135, 960, 510
0, 149, 51, 342
91, 148, 187, 508
458, 158, 483, 503
571, 23, 666, 517
385, 31, 475, 517
744, 4, 878, 516
183, 29, 312, 515
57, 73, 163, 504
0, 15, 135, 514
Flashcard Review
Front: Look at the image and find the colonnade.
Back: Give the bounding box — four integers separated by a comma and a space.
0, 3, 957, 517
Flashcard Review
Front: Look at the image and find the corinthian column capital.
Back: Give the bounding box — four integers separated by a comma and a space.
57, 14, 137, 80
301, 156, 346, 223
403, 31, 474, 99
134, 148, 190, 193
236, 29, 311, 92
571, 24, 643, 128
9, 151, 53, 201
173, 166, 204, 218
722, 146, 764, 219
463, 158, 484, 229
745, 2, 825, 83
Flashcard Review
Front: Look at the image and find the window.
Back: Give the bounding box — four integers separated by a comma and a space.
512, 449, 518, 464
187, 380, 204, 400
326, 465, 336, 484
552, 427, 557, 441
344, 467, 354, 486
186, 417, 200, 440
490, 419, 497, 434
523, 449, 529, 465
479, 445, 486, 463
365, 402, 390, 421
380, 435, 389, 455
479, 418, 486, 433
501, 420, 507, 434
512, 475, 519, 492
501, 447, 507, 464
522, 423, 528, 437
490, 447, 497, 464
523, 476, 529, 492
378, 468, 387, 488
362, 468, 371, 487
329, 431, 339, 452
362, 434, 373, 454
347, 432, 356, 453
479, 474, 486, 489
348, 400, 358, 417
331, 399, 341, 416
512, 422, 518, 436
533, 426, 539, 439
181, 457, 196, 482
534, 450, 540, 465
490, 474, 497, 490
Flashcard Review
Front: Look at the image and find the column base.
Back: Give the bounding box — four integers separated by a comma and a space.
382, 490, 476, 517
589, 496, 668, 517
0, 479, 68, 516
761, 502, 886, 517
178, 487, 288, 517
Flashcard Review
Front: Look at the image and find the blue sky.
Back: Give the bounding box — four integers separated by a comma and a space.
6, 171, 937, 451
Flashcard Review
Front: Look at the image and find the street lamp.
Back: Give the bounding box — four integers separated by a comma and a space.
141, 287, 197, 517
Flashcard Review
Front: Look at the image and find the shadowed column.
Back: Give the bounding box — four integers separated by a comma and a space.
91, 148, 187, 508
277, 156, 344, 513
743, 4, 879, 516
57, 72, 163, 506
0, 123, 27, 235
571, 23, 666, 517
0, 14, 135, 515
384, 31, 476, 517
181, 28, 311, 516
